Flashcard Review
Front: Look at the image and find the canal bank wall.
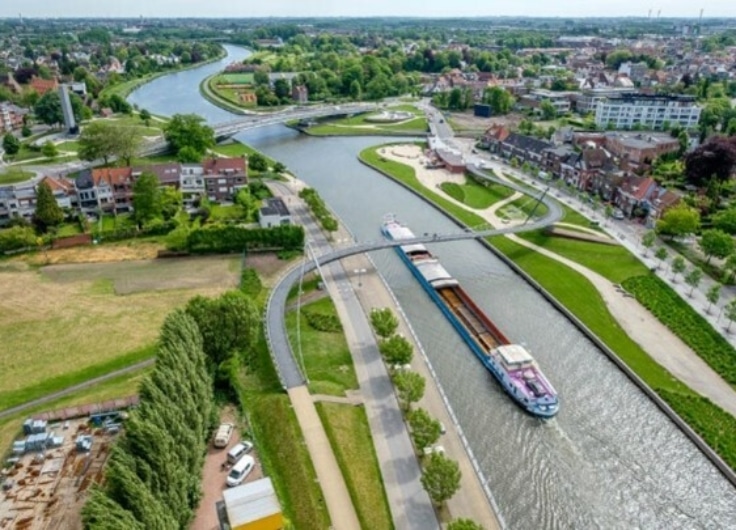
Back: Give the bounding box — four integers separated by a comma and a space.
359, 152, 736, 489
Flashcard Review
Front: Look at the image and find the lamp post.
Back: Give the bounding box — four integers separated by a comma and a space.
354, 268, 366, 288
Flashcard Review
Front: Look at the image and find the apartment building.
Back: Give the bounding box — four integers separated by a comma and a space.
594, 93, 701, 130
0, 102, 29, 131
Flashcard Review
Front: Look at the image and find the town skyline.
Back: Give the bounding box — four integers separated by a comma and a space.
1, 0, 735, 19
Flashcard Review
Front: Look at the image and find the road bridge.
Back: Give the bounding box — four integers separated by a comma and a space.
265, 165, 563, 388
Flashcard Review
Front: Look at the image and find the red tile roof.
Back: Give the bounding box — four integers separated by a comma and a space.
91, 167, 133, 186
202, 157, 246, 175
29, 76, 59, 95
39, 175, 74, 193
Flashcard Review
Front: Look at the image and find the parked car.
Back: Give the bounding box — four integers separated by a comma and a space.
226, 440, 254, 464
612, 209, 625, 220
213, 423, 234, 448
226, 455, 255, 487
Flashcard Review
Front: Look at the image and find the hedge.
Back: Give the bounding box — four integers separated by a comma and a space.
186, 224, 304, 254
299, 187, 338, 232
622, 274, 736, 387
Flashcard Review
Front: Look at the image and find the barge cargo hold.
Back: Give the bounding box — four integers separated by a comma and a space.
382, 215, 559, 418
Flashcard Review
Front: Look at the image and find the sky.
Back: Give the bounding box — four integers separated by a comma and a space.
0, 0, 735, 19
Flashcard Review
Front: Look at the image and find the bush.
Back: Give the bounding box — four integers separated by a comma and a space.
302, 309, 342, 332
0, 225, 37, 253
298, 187, 338, 233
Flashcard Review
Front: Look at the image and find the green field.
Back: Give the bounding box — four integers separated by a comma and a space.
0, 256, 238, 411
219, 72, 255, 84
0, 168, 34, 184
317, 403, 394, 530
440, 176, 515, 209
286, 297, 358, 396
307, 105, 428, 136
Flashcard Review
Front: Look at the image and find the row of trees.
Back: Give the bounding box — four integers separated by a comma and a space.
299, 187, 338, 232
82, 311, 216, 529
369, 308, 467, 514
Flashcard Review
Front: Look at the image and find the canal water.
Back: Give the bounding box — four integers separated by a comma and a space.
129, 46, 736, 529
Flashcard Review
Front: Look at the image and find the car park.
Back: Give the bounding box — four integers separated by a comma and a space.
213, 423, 234, 448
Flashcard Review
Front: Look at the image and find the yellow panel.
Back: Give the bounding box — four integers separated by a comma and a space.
232, 512, 284, 530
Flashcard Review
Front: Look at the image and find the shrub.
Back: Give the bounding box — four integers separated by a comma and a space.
302, 309, 342, 332
187, 224, 304, 254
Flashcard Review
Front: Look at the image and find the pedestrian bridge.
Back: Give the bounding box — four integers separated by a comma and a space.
265, 165, 564, 388
212, 102, 380, 138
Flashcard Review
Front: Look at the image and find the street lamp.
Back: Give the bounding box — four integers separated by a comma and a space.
354, 268, 367, 288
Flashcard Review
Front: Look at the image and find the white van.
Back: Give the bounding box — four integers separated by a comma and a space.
226, 441, 253, 465
226, 455, 255, 487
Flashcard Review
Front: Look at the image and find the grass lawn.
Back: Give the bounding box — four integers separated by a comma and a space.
317, 402, 394, 530
56, 222, 84, 237
0, 365, 150, 456
496, 194, 549, 220
210, 204, 247, 222
516, 230, 649, 284
0, 257, 237, 410
238, 320, 331, 530
127, 153, 180, 166
0, 168, 34, 184
560, 204, 603, 230
440, 176, 515, 209
286, 297, 358, 396
220, 73, 255, 84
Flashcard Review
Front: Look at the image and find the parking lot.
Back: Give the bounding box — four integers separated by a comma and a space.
190, 410, 263, 530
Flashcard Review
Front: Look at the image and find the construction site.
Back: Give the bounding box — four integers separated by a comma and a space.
0, 398, 137, 530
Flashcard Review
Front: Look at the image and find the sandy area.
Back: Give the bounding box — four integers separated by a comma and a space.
380, 144, 736, 417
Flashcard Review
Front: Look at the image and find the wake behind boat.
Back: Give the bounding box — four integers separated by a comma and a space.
382, 214, 559, 418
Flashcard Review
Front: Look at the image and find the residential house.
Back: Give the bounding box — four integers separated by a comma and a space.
602, 132, 680, 171
497, 133, 553, 167
201, 157, 248, 203
292, 85, 308, 104
39, 175, 75, 210
75, 167, 133, 214
646, 187, 683, 226
28, 76, 59, 96
519, 89, 573, 116
259, 197, 292, 228
0, 182, 36, 225
0, 102, 29, 131
614, 175, 657, 217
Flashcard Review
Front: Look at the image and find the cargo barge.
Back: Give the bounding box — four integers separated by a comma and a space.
382, 215, 559, 417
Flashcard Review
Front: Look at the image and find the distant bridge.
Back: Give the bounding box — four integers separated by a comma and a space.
265, 165, 564, 388
138, 103, 380, 157
211, 103, 380, 138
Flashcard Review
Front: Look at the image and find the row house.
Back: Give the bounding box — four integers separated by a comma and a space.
482, 126, 553, 168
74, 158, 248, 214
0, 176, 73, 226
614, 176, 658, 217
571, 131, 680, 172
0, 103, 29, 131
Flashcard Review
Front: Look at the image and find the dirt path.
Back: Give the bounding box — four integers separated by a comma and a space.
381, 144, 736, 417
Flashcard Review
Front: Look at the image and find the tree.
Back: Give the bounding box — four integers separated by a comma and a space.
700, 229, 734, 264
185, 291, 260, 373
641, 230, 656, 256
654, 247, 668, 270
2, 133, 20, 156
139, 109, 152, 127
421, 453, 462, 506
684, 268, 703, 297
447, 519, 485, 530
370, 307, 399, 338
671, 256, 686, 282
34, 90, 83, 126
725, 299, 736, 332
177, 145, 202, 163
132, 172, 162, 227
248, 152, 268, 172
655, 205, 700, 239
272, 161, 286, 174
706, 284, 722, 314
33, 181, 63, 232
392, 370, 425, 410
160, 187, 183, 221
407, 408, 442, 450
78, 122, 140, 166
712, 208, 736, 235
21, 125, 32, 138
41, 140, 57, 159
684, 136, 736, 187
164, 114, 215, 159
482, 86, 514, 115
0, 225, 37, 252
379, 334, 413, 366
540, 100, 557, 120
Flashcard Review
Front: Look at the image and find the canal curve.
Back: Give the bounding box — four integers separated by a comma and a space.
128, 47, 736, 529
